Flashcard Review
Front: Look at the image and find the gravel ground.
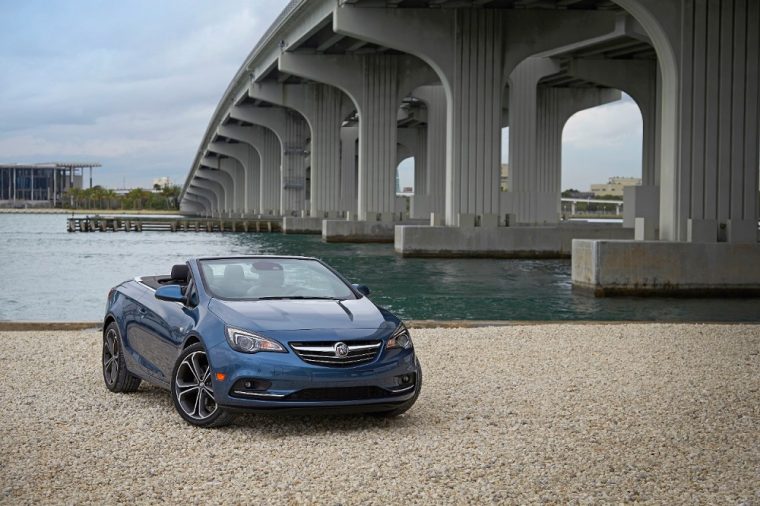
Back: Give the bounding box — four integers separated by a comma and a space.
1, 324, 759, 504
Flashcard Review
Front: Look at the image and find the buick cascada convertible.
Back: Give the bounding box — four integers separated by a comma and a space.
102, 256, 421, 427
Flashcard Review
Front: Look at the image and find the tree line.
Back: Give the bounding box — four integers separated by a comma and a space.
63, 184, 181, 210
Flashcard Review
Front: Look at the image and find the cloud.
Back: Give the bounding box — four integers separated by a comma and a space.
0, 0, 289, 188
0, 2, 646, 191
563, 94, 643, 148
562, 95, 643, 190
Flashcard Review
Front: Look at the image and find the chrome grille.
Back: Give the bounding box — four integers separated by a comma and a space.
290, 341, 382, 367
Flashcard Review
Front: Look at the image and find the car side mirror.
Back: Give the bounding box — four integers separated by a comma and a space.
155, 285, 186, 303
352, 284, 371, 297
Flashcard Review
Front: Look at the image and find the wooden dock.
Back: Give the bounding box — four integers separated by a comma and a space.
66, 216, 282, 233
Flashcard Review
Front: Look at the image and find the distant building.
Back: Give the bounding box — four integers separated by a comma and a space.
152, 177, 172, 189
0, 162, 100, 208
590, 177, 641, 197
500, 164, 510, 192
563, 190, 595, 199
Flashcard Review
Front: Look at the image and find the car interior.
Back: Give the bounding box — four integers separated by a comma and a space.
139, 264, 190, 291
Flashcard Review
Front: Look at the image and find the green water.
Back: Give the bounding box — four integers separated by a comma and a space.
0, 213, 758, 322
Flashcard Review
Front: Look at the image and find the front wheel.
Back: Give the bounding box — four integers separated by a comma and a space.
171, 343, 234, 428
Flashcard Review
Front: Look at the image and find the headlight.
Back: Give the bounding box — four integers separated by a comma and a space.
225, 327, 285, 354
387, 323, 413, 350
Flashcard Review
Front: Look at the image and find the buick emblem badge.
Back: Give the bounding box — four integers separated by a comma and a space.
334, 342, 349, 358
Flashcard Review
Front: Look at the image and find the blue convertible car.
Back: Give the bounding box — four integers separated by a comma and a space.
102, 256, 421, 427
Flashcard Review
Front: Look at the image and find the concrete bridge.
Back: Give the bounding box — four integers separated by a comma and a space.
180, 0, 759, 295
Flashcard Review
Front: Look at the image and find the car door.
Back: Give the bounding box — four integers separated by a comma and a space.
118, 282, 159, 379
139, 279, 199, 383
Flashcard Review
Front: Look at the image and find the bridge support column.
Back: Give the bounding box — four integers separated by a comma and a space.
209, 141, 256, 217
184, 191, 212, 217
191, 177, 224, 218
216, 125, 265, 216
566, 57, 660, 230
279, 52, 435, 222
307, 85, 346, 218
410, 85, 446, 221
340, 126, 359, 215
186, 192, 212, 218
334, 5, 618, 227
573, 0, 760, 296
181, 200, 204, 217
230, 106, 307, 216
249, 127, 282, 216
250, 82, 350, 218
606, 0, 760, 243
198, 163, 234, 217
218, 124, 280, 216
508, 57, 621, 225
225, 158, 246, 217
244, 149, 261, 217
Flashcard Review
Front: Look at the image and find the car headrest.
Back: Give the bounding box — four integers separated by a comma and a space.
252, 261, 283, 271
171, 264, 189, 282
224, 264, 244, 279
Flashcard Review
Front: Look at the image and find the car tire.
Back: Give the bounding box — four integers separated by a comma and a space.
170, 343, 234, 428
372, 359, 422, 418
102, 322, 142, 393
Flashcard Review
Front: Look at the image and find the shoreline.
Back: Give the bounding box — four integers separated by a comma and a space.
1, 319, 759, 331
0, 208, 181, 215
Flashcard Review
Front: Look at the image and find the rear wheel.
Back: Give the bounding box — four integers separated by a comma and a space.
171, 343, 234, 428
102, 322, 141, 393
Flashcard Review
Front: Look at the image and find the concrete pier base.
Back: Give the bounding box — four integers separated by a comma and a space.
572, 240, 760, 296
395, 224, 634, 258
323, 219, 428, 243
282, 217, 323, 234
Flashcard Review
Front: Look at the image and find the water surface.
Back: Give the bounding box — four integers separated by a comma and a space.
1, 213, 758, 322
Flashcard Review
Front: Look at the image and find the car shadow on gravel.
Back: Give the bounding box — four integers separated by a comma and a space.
229, 412, 421, 435
128, 384, 422, 434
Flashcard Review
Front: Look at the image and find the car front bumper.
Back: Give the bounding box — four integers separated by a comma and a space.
206, 340, 420, 413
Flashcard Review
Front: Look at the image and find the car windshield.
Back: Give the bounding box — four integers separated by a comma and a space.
198, 258, 357, 301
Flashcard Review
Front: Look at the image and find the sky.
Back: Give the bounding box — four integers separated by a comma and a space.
1, 1, 643, 192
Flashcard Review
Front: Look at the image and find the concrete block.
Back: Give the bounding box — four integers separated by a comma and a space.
480, 214, 499, 228
395, 223, 633, 258
687, 218, 718, 243
325, 219, 428, 243
458, 213, 476, 228
634, 217, 657, 241
726, 219, 758, 244
282, 217, 323, 234
325, 220, 393, 243
571, 239, 760, 296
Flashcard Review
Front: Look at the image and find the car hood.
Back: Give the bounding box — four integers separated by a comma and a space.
207, 297, 391, 332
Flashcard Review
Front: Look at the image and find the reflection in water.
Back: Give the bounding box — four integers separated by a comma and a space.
1, 213, 759, 322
